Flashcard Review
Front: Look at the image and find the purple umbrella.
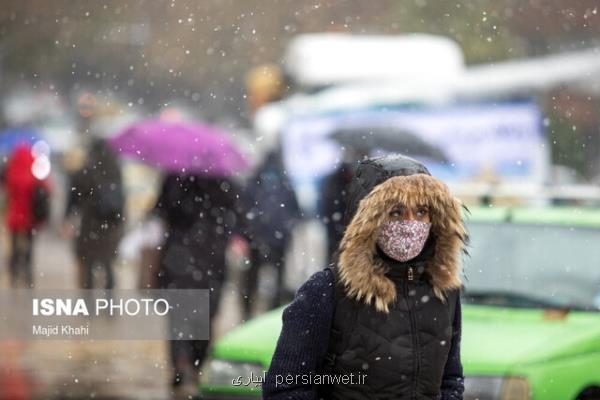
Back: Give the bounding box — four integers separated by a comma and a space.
109, 119, 248, 177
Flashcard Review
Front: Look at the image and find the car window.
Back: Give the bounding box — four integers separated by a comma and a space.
463, 222, 600, 311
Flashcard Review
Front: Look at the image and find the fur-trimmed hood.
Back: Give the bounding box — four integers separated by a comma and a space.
337, 173, 466, 313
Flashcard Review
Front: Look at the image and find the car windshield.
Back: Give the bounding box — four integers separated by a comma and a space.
463, 221, 600, 311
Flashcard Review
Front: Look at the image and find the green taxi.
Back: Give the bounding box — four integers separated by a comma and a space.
200, 207, 600, 400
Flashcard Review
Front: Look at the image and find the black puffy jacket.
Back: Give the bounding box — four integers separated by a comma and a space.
264, 155, 467, 400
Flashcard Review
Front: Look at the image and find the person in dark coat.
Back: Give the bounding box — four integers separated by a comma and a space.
64, 139, 124, 289
320, 146, 369, 264
263, 155, 466, 400
153, 173, 243, 387
239, 151, 301, 319
320, 161, 354, 264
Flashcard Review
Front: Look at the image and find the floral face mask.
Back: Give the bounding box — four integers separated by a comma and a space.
377, 219, 431, 262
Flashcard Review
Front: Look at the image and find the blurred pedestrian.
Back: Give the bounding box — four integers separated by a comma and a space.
153, 173, 243, 388
239, 151, 300, 320
245, 63, 286, 115
264, 155, 466, 399
320, 147, 368, 264
320, 161, 354, 264
63, 138, 125, 289
2, 146, 50, 288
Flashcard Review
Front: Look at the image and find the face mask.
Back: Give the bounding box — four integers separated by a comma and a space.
377, 219, 431, 262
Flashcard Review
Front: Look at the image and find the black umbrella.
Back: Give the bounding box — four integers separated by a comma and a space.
331, 126, 449, 163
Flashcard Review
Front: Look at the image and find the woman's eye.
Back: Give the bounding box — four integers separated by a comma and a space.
390, 210, 401, 217
417, 208, 428, 216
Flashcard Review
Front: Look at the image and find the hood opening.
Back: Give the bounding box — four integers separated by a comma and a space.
336, 172, 466, 313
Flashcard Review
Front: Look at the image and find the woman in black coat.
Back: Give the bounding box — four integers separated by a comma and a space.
65, 139, 124, 289
154, 173, 242, 387
263, 155, 467, 400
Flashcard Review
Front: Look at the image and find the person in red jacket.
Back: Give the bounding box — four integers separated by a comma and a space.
3, 145, 48, 287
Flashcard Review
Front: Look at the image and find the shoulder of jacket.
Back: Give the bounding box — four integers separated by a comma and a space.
445, 287, 462, 302
282, 269, 335, 320
287, 269, 335, 306
298, 269, 335, 295
449, 285, 463, 295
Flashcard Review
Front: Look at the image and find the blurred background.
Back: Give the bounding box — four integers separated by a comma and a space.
1, 1, 600, 399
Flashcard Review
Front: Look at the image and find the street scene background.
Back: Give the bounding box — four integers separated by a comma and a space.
1, 1, 600, 399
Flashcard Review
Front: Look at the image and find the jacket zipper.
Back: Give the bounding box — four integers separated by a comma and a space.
405, 266, 419, 399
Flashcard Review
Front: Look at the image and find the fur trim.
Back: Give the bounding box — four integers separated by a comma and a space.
337, 174, 466, 313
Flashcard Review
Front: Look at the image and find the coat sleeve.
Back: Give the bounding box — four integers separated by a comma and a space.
441, 293, 465, 400
262, 269, 335, 400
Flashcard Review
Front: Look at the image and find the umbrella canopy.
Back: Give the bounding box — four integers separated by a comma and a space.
0, 128, 39, 155
331, 126, 449, 163
109, 119, 249, 176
